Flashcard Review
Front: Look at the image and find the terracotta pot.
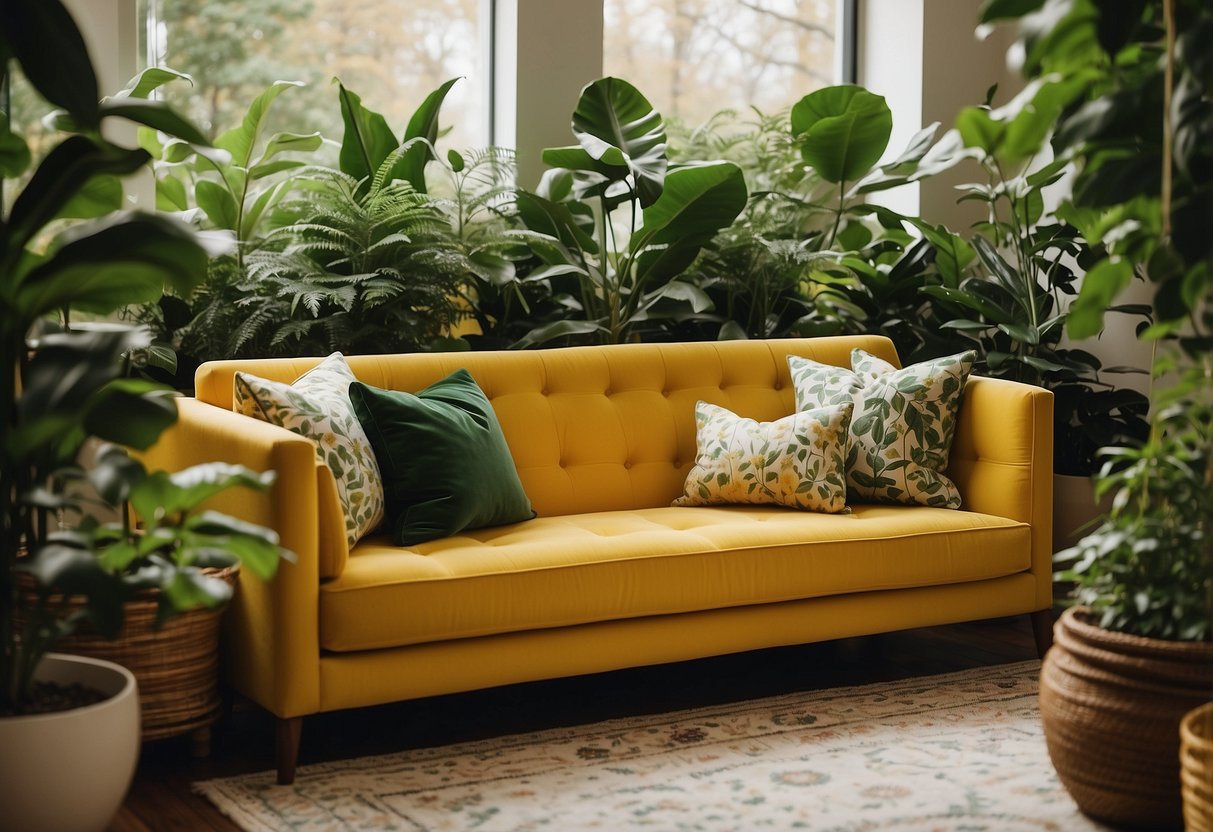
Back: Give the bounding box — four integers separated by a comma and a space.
1181, 701, 1213, 832
1039, 606, 1213, 829
0, 653, 140, 832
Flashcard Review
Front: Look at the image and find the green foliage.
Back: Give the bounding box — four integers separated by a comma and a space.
993, 0, 1213, 638
668, 96, 962, 358
140, 78, 479, 362
910, 81, 1152, 475
1, 0, 288, 713
234, 165, 467, 356
1055, 370, 1212, 641
142, 77, 321, 247
516, 77, 747, 346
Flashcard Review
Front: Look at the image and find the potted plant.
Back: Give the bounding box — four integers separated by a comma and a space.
981, 0, 1213, 827
1, 2, 289, 830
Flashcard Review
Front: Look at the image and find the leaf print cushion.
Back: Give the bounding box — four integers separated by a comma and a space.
234, 353, 385, 548
673, 401, 853, 513
787, 349, 975, 509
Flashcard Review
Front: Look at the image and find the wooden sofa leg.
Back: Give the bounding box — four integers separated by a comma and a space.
276, 717, 303, 785
1029, 609, 1054, 658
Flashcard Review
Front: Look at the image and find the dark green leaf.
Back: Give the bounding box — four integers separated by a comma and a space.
570, 77, 668, 207
83, 379, 178, 450
8, 136, 149, 251
17, 212, 209, 318
631, 162, 747, 288
100, 100, 210, 146
0, 0, 99, 126
336, 81, 399, 184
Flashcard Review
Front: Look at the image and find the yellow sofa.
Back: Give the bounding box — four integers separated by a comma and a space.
141, 335, 1054, 784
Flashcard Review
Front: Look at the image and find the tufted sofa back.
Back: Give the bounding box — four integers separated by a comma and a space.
194, 336, 898, 518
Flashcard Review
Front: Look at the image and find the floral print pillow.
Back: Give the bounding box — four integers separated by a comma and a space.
673, 401, 852, 513
787, 349, 975, 509
234, 353, 384, 548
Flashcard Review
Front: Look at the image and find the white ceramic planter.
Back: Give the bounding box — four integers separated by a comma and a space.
0, 653, 140, 832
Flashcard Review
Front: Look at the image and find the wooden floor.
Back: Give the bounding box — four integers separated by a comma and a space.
110, 613, 1046, 831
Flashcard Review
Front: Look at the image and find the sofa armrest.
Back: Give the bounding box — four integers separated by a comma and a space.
138, 397, 322, 718
947, 376, 1054, 609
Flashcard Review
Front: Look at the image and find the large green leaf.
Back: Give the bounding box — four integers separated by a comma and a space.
215, 80, 305, 168
16, 212, 209, 318
541, 145, 629, 180
570, 77, 668, 207
386, 77, 460, 192
7, 136, 149, 253
631, 161, 747, 288
516, 191, 598, 255
336, 81, 398, 184
791, 85, 892, 184
129, 463, 275, 524
83, 379, 179, 450
57, 175, 124, 220
0, 0, 99, 127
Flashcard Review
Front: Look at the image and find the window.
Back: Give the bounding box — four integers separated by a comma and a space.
143, 0, 488, 149
603, 0, 847, 128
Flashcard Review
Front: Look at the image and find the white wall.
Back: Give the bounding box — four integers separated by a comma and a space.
858, 0, 1020, 229
495, 0, 604, 189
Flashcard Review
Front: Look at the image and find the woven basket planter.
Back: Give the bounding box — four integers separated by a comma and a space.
1039, 606, 1213, 829
1182, 701, 1213, 832
20, 566, 238, 754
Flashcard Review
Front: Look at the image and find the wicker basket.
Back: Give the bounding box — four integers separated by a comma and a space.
1039, 606, 1213, 829
19, 566, 238, 754
1182, 701, 1213, 832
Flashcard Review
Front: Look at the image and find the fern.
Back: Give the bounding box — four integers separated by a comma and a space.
236, 164, 469, 355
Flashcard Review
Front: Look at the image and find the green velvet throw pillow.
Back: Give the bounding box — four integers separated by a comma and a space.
348, 369, 534, 545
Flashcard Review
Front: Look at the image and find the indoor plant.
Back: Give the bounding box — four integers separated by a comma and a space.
981, 0, 1213, 826
514, 76, 748, 346
1, 2, 289, 829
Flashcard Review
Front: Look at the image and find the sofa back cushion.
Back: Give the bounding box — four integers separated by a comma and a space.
195, 336, 899, 518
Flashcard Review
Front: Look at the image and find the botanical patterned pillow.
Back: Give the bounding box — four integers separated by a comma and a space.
234, 353, 384, 548
787, 349, 975, 509
673, 401, 852, 513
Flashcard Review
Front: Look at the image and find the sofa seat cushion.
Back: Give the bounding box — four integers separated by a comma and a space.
319, 505, 1031, 652
317, 504, 1028, 654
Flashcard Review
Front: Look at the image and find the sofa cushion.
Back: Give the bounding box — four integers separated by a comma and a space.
318, 504, 1030, 652
349, 370, 535, 545
673, 401, 851, 513
787, 349, 975, 509
234, 352, 384, 548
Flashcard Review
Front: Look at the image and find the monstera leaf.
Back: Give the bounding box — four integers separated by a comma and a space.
569, 77, 668, 207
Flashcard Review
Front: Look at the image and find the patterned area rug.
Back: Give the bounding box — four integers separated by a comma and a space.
197, 661, 1108, 831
